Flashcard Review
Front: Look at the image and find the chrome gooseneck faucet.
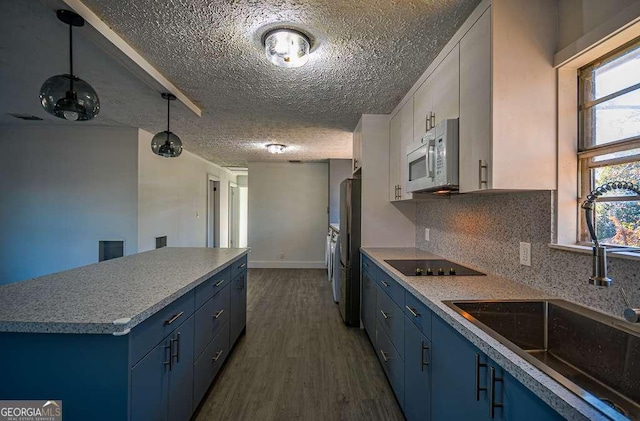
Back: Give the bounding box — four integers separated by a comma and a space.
581, 180, 640, 322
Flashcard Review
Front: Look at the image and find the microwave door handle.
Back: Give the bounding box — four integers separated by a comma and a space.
427, 139, 436, 179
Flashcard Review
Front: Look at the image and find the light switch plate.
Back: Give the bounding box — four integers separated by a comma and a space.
425, 228, 430, 241
519, 242, 531, 266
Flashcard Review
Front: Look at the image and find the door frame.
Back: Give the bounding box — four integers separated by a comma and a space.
228, 182, 240, 248
206, 174, 220, 248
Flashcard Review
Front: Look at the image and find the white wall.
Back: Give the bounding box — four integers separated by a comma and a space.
0, 126, 139, 284
137, 130, 236, 251
329, 159, 352, 224
558, 0, 639, 50
247, 162, 328, 268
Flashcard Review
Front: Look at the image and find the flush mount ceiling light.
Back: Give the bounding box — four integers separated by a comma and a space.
263, 28, 311, 68
39, 10, 100, 121
151, 93, 183, 158
266, 143, 286, 154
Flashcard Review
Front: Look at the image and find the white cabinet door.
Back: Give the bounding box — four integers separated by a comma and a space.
353, 118, 363, 173
389, 112, 402, 201
459, 8, 492, 193
413, 75, 434, 144
399, 98, 414, 200
431, 44, 460, 125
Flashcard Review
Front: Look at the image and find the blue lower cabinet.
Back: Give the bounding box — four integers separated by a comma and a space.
193, 322, 230, 406
131, 315, 194, 421
167, 316, 195, 421
431, 315, 563, 421
361, 268, 377, 345
377, 319, 405, 410
501, 369, 564, 421
230, 270, 247, 346
404, 315, 431, 421
432, 316, 491, 421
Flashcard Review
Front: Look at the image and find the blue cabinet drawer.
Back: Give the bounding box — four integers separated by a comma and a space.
376, 271, 404, 308
376, 318, 405, 410
377, 283, 405, 356
194, 283, 230, 359
230, 255, 248, 279
195, 267, 231, 309
193, 321, 230, 407
130, 290, 195, 365
404, 291, 432, 339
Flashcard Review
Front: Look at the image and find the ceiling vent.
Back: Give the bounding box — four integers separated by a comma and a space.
9, 113, 43, 121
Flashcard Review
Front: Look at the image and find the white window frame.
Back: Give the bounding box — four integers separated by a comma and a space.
577, 40, 640, 247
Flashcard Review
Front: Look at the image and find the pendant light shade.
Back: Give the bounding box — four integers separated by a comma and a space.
39, 10, 100, 121
151, 93, 183, 158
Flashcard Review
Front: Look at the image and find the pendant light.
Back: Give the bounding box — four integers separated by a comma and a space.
151, 93, 183, 158
263, 28, 311, 68
39, 10, 100, 121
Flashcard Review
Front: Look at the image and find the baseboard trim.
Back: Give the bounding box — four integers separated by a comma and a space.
248, 261, 327, 269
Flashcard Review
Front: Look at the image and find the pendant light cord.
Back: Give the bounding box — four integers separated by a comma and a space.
166, 95, 171, 133
69, 23, 74, 92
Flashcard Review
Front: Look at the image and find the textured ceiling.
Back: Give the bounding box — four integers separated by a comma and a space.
0, 0, 480, 167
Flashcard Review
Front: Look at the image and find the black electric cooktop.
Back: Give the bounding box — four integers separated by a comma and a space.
384, 259, 485, 277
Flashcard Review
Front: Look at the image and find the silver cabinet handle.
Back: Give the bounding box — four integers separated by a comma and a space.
165, 311, 184, 325
406, 305, 420, 318
381, 281, 390, 288
238, 263, 246, 269
213, 309, 224, 319
212, 349, 224, 363
479, 160, 488, 189
380, 350, 389, 362
420, 340, 430, 371
475, 353, 488, 401
163, 339, 174, 371
490, 367, 504, 418
214, 279, 225, 287
380, 310, 390, 319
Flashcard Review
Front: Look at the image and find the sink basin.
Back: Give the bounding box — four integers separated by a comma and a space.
444, 299, 640, 420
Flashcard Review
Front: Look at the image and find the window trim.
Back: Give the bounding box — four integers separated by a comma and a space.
555, 18, 640, 250
576, 40, 640, 247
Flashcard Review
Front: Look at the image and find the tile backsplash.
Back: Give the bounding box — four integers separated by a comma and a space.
415, 190, 640, 318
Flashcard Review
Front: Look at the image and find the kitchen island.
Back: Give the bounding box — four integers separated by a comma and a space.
361, 247, 623, 421
0, 247, 248, 421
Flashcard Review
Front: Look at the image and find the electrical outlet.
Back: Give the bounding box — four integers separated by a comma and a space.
519, 242, 531, 266
425, 228, 430, 241
280, 252, 285, 260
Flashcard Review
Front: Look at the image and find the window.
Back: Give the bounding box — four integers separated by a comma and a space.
579, 39, 640, 248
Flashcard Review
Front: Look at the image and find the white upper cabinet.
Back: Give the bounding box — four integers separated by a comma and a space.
389, 98, 414, 201
413, 45, 459, 145
459, 8, 491, 192
413, 74, 434, 144
352, 118, 362, 174
459, 0, 557, 193
431, 45, 460, 126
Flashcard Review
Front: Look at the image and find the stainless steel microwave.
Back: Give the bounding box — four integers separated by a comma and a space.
406, 118, 459, 193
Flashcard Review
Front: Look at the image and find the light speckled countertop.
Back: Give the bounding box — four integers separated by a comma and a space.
0, 247, 248, 335
361, 247, 612, 421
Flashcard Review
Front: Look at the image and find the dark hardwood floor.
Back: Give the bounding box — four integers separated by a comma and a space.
193, 268, 405, 421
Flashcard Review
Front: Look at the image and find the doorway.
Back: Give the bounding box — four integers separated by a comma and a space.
228, 182, 240, 248
207, 176, 220, 248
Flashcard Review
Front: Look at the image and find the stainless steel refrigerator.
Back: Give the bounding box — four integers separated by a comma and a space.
339, 178, 362, 326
